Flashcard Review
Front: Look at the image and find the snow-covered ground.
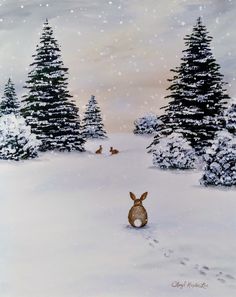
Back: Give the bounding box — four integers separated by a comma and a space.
0, 133, 236, 297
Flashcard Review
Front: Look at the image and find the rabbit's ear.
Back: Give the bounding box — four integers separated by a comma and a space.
129, 192, 136, 200
140, 192, 148, 201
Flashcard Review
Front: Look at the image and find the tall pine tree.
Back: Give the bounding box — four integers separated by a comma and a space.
82, 95, 107, 139
21, 20, 85, 152
149, 17, 230, 153
0, 78, 20, 116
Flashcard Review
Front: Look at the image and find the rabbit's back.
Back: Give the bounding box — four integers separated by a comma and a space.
128, 205, 148, 227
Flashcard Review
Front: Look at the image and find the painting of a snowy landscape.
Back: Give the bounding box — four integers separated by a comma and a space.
0, 1, 236, 297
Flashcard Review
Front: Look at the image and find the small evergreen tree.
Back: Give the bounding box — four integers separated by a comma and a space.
134, 113, 162, 135
21, 20, 85, 152
82, 95, 107, 139
152, 132, 197, 169
200, 131, 236, 186
0, 114, 40, 161
225, 99, 236, 135
0, 78, 20, 116
149, 17, 230, 154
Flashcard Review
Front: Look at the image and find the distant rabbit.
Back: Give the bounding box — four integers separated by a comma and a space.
128, 192, 148, 228
110, 147, 119, 155
95, 145, 103, 154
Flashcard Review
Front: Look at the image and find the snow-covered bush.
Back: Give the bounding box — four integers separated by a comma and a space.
200, 131, 236, 187
134, 113, 162, 135
152, 132, 197, 169
225, 99, 236, 135
0, 114, 41, 161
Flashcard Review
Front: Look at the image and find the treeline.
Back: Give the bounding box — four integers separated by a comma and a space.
134, 17, 236, 187
0, 20, 107, 161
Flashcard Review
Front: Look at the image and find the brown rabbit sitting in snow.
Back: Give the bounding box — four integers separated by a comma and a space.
110, 147, 119, 155
95, 145, 103, 154
128, 192, 148, 228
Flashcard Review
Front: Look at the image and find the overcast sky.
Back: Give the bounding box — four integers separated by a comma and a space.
0, 0, 235, 131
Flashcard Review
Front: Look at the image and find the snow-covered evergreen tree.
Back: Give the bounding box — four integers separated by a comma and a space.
225, 99, 236, 135
21, 20, 85, 152
0, 78, 20, 116
133, 113, 162, 135
0, 114, 40, 161
82, 95, 107, 139
200, 131, 236, 186
149, 17, 230, 154
152, 132, 197, 169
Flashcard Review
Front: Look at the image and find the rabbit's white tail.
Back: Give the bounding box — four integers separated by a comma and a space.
134, 219, 142, 228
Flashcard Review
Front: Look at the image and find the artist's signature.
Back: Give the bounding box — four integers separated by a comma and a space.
171, 280, 208, 289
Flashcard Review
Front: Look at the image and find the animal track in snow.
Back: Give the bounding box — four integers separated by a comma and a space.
139, 229, 235, 286
180, 257, 190, 265
142, 234, 159, 248
164, 249, 174, 258
225, 274, 235, 280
